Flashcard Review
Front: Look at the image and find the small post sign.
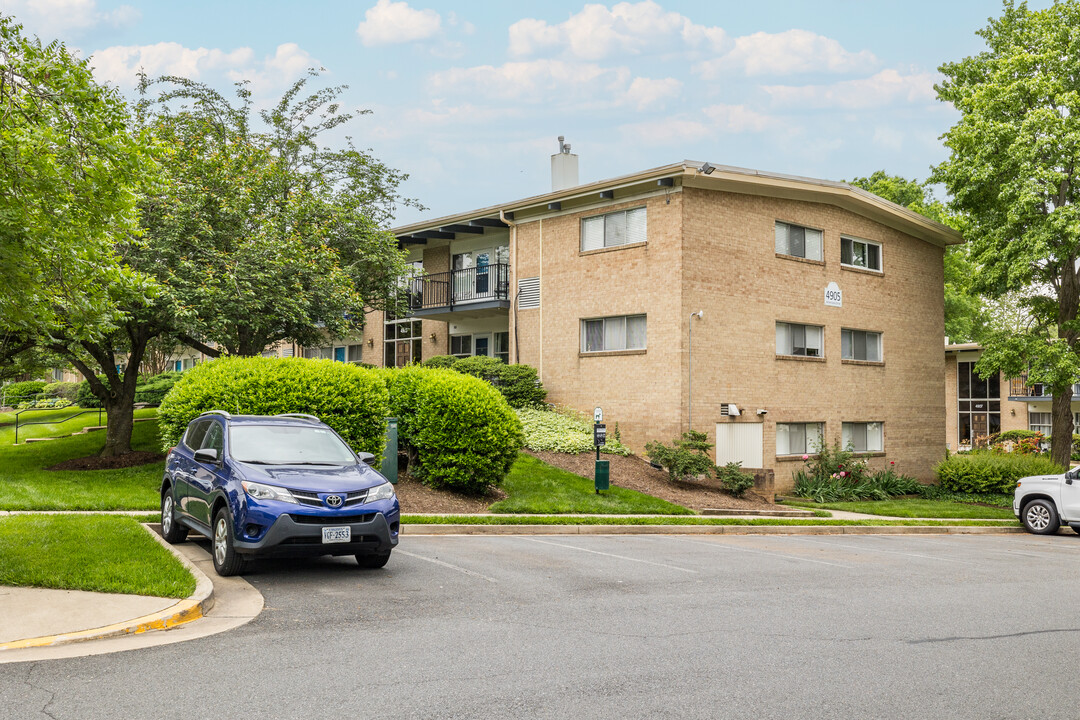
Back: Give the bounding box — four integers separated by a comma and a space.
594, 407, 603, 422
593, 410, 608, 493
594, 423, 607, 447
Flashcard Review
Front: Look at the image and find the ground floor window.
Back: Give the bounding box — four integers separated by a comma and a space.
776, 422, 823, 455
303, 343, 365, 364
1027, 412, 1080, 436
451, 331, 510, 363
842, 422, 883, 452
385, 316, 422, 367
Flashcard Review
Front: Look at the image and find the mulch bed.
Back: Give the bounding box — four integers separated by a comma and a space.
46, 451, 164, 471
394, 470, 506, 514
525, 450, 776, 512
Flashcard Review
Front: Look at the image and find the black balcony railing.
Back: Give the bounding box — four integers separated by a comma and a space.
1009, 374, 1080, 399
407, 263, 510, 312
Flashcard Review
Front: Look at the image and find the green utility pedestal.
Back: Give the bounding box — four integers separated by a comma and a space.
594, 459, 610, 493
382, 417, 398, 484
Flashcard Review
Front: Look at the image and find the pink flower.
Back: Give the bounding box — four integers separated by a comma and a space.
890, 461, 895, 466
840, 471, 847, 477
802, 454, 809, 460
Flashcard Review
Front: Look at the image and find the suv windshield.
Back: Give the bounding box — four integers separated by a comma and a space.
230, 425, 358, 465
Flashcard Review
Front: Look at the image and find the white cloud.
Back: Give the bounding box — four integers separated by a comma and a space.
509, 1, 726, 60
763, 69, 937, 109
696, 29, 876, 78
429, 59, 631, 104
90, 42, 317, 91
6, 0, 140, 36
356, 0, 442, 46
702, 104, 776, 133
624, 77, 682, 110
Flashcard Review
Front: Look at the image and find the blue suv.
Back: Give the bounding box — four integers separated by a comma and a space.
160, 411, 400, 575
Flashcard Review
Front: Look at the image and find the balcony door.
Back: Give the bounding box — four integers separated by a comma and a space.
453, 249, 488, 302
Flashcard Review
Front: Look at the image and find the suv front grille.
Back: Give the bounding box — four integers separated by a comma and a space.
290, 489, 369, 508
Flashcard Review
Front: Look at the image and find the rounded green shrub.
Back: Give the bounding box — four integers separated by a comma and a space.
385, 366, 523, 494
42, 381, 79, 402
422, 355, 457, 369
3, 380, 47, 404
158, 357, 389, 458
451, 355, 504, 383
514, 407, 631, 456
134, 371, 182, 405
935, 451, 1065, 494
446, 356, 547, 409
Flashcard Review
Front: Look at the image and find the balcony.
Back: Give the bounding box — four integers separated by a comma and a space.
1008, 375, 1080, 401
407, 263, 511, 321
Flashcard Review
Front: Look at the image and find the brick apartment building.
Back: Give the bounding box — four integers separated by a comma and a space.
945, 342, 1080, 450
312, 148, 961, 490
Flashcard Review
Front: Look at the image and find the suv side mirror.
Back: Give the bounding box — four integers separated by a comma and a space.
357, 452, 376, 467
194, 448, 219, 465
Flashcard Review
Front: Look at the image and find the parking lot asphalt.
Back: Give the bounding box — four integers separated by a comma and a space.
3, 533, 1080, 719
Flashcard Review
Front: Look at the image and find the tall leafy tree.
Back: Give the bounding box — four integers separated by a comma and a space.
0, 15, 154, 373
847, 171, 987, 343
931, 0, 1080, 465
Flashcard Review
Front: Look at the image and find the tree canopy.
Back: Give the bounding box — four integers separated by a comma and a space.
846, 171, 987, 343
931, 0, 1080, 465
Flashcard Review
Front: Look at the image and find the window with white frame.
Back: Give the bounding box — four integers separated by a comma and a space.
775, 221, 823, 261
581, 315, 647, 352
1029, 412, 1053, 437
841, 236, 882, 271
776, 422, 823, 455
581, 207, 647, 251
842, 422, 883, 452
841, 329, 882, 362
776, 322, 824, 357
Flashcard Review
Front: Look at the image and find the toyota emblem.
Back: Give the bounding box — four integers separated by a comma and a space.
325, 494, 343, 508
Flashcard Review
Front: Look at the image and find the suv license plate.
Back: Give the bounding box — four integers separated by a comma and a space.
322, 526, 351, 544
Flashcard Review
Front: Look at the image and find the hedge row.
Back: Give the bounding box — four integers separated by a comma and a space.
2, 380, 47, 403
934, 451, 1065, 494
158, 357, 523, 494
422, 355, 547, 408
78, 371, 183, 408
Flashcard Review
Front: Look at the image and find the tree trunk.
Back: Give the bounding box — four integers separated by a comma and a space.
1051, 390, 1073, 468
100, 386, 137, 457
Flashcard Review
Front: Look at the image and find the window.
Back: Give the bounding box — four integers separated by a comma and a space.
450, 335, 472, 358
184, 420, 211, 451
384, 316, 422, 367
581, 207, 647, 251
775, 221, 823, 261
776, 322, 824, 357
495, 332, 510, 363
841, 329, 882, 362
1029, 412, 1052, 437
842, 422, 883, 452
957, 361, 1001, 445
776, 422, 823, 455
347, 344, 363, 363
581, 315, 647, 352
841, 236, 882, 271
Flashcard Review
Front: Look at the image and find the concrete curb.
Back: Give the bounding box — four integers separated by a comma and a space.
0, 523, 214, 651
404, 524, 1027, 536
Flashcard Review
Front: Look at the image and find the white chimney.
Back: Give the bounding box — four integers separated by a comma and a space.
551, 136, 578, 191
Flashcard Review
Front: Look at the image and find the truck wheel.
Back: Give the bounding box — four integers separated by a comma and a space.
1022, 499, 1060, 535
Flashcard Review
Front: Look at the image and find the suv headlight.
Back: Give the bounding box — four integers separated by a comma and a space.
241, 481, 298, 504
365, 482, 396, 503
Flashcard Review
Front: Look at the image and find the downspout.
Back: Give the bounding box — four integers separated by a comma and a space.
500, 208, 519, 364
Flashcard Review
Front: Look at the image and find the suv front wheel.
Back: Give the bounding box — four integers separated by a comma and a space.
212, 507, 247, 576
1022, 499, 1060, 535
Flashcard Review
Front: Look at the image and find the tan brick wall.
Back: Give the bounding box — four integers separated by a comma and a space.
945, 354, 958, 450
675, 187, 946, 489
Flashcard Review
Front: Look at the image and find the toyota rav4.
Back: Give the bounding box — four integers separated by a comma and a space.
160, 411, 400, 575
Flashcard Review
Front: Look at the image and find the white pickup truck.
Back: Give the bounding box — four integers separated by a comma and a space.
1015, 467, 1080, 534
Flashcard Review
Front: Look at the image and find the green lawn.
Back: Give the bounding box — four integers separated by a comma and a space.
0, 417, 164, 511
402, 514, 1021, 527
0, 406, 157, 444
0, 514, 195, 597
782, 498, 1016, 520
488, 454, 693, 515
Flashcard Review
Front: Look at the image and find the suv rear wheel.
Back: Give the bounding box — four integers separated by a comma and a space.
1022, 499, 1060, 535
213, 507, 247, 576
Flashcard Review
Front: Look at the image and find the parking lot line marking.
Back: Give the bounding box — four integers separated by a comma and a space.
397, 550, 498, 583
879, 535, 1047, 559
785, 536, 977, 565
520, 538, 699, 574
665, 536, 852, 568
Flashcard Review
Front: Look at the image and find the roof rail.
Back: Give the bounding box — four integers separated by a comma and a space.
275, 413, 321, 422
198, 410, 232, 419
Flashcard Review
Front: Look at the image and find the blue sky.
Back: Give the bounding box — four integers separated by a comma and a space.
7, 0, 1048, 225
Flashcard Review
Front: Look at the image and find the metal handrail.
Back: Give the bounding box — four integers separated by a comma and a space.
13, 407, 104, 444
408, 263, 510, 311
